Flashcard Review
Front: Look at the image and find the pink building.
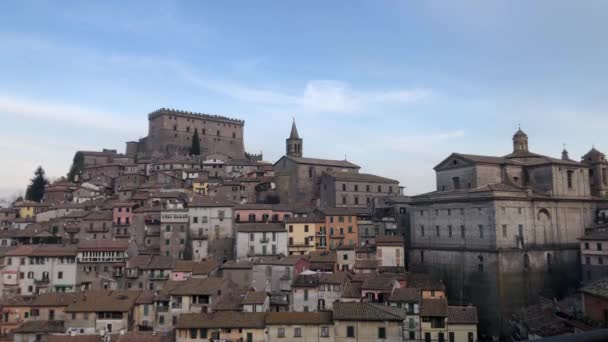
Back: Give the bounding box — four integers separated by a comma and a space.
112, 201, 136, 226
234, 204, 292, 223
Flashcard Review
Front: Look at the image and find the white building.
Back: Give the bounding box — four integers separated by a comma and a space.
187, 197, 235, 261
235, 223, 288, 259
4, 245, 78, 295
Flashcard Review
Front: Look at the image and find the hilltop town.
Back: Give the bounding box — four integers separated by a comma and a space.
1, 108, 608, 342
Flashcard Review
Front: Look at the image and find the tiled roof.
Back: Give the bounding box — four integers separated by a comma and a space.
276, 155, 360, 169
309, 251, 336, 263
252, 255, 305, 266
333, 302, 406, 321
342, 282, 362, 298
389, 287, 421, 303
318, 207, 359, 216
293, 272, 350, 288
6, 245, 78, 257
284, 214, 324, 224
325, 172, 399, 184
581, 278, 608, 299
48, 335, 101, 342
12, 320, 65, 333
362, 274, 397, 290
236, 222, 286, 233
83, 210, 113, 221
188, 196, 235, 208
376, 235, 405, 245
221, 260, 252, 269
354, 259, 378, 269
31, 292, 83, 307
266, 311, 333, 325
166, 277, 225, 296
406, 273, 446, 291
241, 291, 267, 305
579, 231, 608, 241
173, 259, 219, 274
65, 290, 140, 312
447, 305, 478, 324
421, 298, 448, 317
176, 312, 266, 329
77, 239, 129, 251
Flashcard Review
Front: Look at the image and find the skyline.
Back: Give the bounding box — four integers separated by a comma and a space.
1, 0, 607, 199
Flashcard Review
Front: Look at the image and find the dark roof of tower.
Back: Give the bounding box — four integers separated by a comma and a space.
289, 120, 300, 140
582, 147, 605, 160
513, 128, 527, 137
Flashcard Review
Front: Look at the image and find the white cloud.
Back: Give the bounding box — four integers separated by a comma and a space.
0, 95, 141, 134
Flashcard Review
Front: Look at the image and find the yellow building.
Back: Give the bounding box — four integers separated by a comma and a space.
14, 200, 46, 219
447, 306, 478, 342
176, 312, 266, 342
420, 298, 448, 342
285, 216, 323, 255
192, 180, 209, 195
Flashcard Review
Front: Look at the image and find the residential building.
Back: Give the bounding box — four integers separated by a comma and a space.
265, 311, 334, 342
376, 236, 405, 267
447, 306, 478, 342
420, 298, 448, 342
187, 197, 235, 262
333, 302, 406, 342
76, 239, 128, 291
175, 311, 265, 342
320, 208, 359, 250
235, 223, 287, 259
579, 229, 608, 282
285, 216, 320, 255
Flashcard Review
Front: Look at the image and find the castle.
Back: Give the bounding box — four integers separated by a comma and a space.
126, 108, 249, 160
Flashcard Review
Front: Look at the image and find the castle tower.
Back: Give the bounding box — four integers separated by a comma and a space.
582, 147, 608, 197
512, 128, 529, 153
286, 118, 303, 158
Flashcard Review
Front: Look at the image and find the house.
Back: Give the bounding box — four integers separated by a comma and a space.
220, 261, 252, 288
13, 201, 47, 220
76, 239, 129, 291
420, 298, 449, 342
0, 296, 33, 338
291, 272, 350, 312
112, 202, 137, 238
447, 306, 478, 342
160, 203, 189, 260
389, 288, 421, 342
376, 236, 405, 267
64, 290, 140, 334
579, 229, 608, 282
581, 278, 608, 324
124, 255, 174, 291
308, 251, 336, 272
250, 255, 308, 293
265, 311, 334, 341
175, 311, 266, 342
165, 277, 232, 316
4, 245, 78, 295
285, 215, 322, 256
333, 302, 406, 342
12, 320, 65, 342
171, 259, 219, 281
235, 223, 288, 259
319, 208, 359, 250
360, 273, 401, 304
234, 204, 292, 223
241, 291, 269, 313
81, 210, 113, 240
187, 196, 235, 262
335, 246, 356, 272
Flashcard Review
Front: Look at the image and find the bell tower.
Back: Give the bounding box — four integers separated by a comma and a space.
512, 127, 529, 153
286, 118, 303, 158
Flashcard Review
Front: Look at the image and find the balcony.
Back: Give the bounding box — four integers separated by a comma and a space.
156, 305, 169, 312
316, 231, 326, 236
126, 270, 139, 279
34, 278, 50, 286
259, 237, 270, 243
171, 302, 182, 309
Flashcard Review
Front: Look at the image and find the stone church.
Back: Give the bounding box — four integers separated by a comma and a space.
409, 129, 608, 336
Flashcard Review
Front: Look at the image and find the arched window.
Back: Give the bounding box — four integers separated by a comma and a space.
318, 299, 326, 310
537, 208, 551, 221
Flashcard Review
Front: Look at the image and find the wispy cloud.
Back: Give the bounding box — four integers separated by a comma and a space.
174, 64, 430, 113
0, 95, 141, 134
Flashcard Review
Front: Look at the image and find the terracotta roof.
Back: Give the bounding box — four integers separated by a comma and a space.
355, 259, 378, 269
31, 292, 83, 307
188, 196, 235, 208
333, 302, 405, 321
78, 239, 129, 251
12, 320, 65, 333
293, 272, 350, 287
376, 235, 405, 245
252, 255, 305, 266
236, 222, 286, 233
166, 278, 225, 296
581, 278, 608, 299
447, 305, 478, 324
6, 245, 78, 257
406, 273, 446, 291
221, 260, 252, 269
325, 172, 399, 184
389, 287, 421, 303
342, 282, 362, 298
48, 335, 101, 342
241, 291, 267, 305
213, 288, 248, 311
177, 312, 266, 329
266, 311, 333, 325
277, 155, 360, 169
83, 210, 113, 221
284, 214, 324, 224
309, 251, 336, 263
173, 259, 219, 274
65, 290, 140, 312
362, 274, 398, 290
421, 298, 448, 317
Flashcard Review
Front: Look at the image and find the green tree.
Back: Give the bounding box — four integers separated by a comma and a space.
67, 151, 84, 182
190, 129, 201, 156
25, 166, 49, 203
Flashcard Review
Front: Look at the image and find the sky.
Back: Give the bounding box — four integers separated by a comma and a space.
0, 0, 607, 200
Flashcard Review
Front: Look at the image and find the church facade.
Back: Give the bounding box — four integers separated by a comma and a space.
409, 129, 608, 336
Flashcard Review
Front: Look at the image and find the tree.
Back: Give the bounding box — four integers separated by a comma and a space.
25, 166, 49, 203
67, 151, 84, 182
190, 129, 201, 156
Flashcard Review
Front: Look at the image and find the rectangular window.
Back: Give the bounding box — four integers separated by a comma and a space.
600, 257, 604, 265
502, 224, 507, 238
378, 327, 386, 339
420, 225, 425, 237
448, 225, 452, 237
585, 242, 590, 249
294, 327, 302, 337
461, 225, 465, 238
436, 226, 440, 237
278, 328, 285, 338
567, 170, 574, 189
321, 326, 329, 337
346, 326, 355, 338
479, 225, 484, 238
598, 243, 603, 251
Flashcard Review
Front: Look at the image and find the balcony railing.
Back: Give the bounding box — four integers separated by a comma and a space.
34, 278, 50, 285
259, 237, 270, 243
149, 273, 169, 280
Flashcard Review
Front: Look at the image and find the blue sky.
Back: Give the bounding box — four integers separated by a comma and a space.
1, 0, 607, 200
